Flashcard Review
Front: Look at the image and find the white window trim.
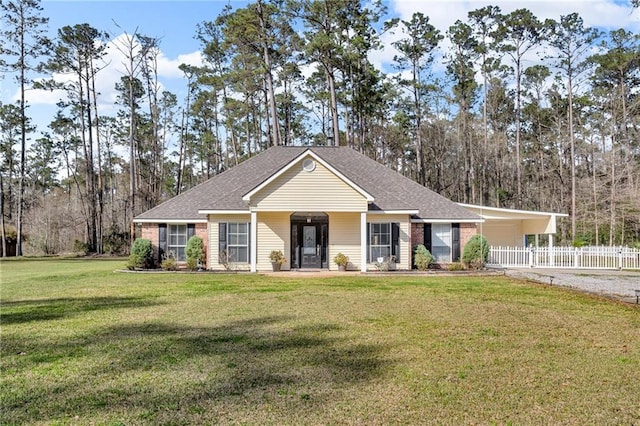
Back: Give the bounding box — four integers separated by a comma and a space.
168, 224, 188, 261
369, 222, 392, 262
431, 223, 452, 263
226, 222, 250, 264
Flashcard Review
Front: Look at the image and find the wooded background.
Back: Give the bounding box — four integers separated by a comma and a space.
1, 0, 639, 256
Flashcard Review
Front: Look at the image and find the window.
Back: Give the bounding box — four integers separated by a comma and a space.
369, 223, 391, 261
431, 224, 451, 263
219, 222, 249, 263
168, 224, 188, 261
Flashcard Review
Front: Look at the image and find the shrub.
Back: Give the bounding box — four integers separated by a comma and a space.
103, 226, 129, 255
161, 251, 178, 271
186, 236, 205, 271
73, 240, 89, 255
127, 238, 154, 270
447, 261, 465, 271
333, 252, 349, 267
413, 245, 433, 271
269, 250, 286, 265
462, 234, 489, 269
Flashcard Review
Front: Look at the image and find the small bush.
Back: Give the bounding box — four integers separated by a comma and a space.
161, 251, 178, 271
447, 262, 465, 271
333, 252, 349, 267
186, 236, 205, 271
413, 245, 434, 271
73, 240, 89, 255
127, 238, 154, 270
462, 234, 489, 269
103, 226, 129, 255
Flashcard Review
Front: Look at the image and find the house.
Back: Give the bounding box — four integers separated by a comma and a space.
134, 146, 485, 271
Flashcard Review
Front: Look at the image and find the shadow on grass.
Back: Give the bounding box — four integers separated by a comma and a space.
1, 296, 163, 324
2, 315, 395, 423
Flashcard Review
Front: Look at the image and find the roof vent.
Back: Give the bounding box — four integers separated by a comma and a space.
302, 158, 316, 172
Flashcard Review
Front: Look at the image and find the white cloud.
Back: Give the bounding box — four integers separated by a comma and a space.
391, 0, 638, 33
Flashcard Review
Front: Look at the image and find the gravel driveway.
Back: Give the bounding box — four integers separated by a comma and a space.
504, 268, 640, 304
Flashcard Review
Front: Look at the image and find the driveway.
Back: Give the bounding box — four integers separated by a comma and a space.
504, 268, 640, 304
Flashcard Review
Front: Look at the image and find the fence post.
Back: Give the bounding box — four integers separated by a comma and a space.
574, 247, 579, 268
529, 247, 534, 268
618, 248, 623, 270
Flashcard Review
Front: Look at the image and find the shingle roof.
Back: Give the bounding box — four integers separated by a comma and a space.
134, 146, 480, 222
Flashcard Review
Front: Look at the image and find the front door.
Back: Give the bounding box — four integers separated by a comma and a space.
291, 213, 328, 269
301, 225, 321, 268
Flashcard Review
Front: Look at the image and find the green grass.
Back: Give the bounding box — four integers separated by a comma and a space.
1, 258, 639, 425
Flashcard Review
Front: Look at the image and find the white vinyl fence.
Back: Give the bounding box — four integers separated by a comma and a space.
488, 246, 640, 270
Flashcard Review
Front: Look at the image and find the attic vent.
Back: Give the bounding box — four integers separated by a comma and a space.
302, 159, 316, 172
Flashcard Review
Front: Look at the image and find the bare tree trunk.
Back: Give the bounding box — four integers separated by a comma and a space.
0, 173, 6, 257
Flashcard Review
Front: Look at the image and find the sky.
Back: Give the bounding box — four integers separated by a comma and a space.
1, 0, 638, 139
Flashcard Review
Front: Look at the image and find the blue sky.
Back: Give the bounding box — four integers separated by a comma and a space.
1, 0, 638, 139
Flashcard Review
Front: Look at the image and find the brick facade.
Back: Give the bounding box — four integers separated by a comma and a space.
460, 223, 477, 253
411, 223, 424, 248
409, 222, 478, 264
141, 224, 160, 264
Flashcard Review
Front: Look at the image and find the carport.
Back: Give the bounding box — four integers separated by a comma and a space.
459, 203, 568, 248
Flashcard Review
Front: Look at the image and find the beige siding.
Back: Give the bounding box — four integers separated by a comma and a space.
367, 214, 411, 270
328, 212, 361, 271
251, 155, 368, 212
208, 214, 251, 271
480, 221, 524, 247
256, 212, 291, 271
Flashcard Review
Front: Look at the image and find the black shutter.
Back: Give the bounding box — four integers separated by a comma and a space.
187, 223, 195, 239
158, 223, 167, 262
391, 223, 400, 262
452, 223, 460, 262
218, 223, 227, 264
423, 223, 432, 252
366, 223, 371, 263
246, 222, 251, 264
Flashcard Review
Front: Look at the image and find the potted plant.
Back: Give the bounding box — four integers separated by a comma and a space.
269, 250, 286, 271
333, 252, 349, 271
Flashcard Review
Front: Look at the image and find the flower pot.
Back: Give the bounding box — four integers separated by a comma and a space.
271, 262, 281, 272
338, 264, 346, 272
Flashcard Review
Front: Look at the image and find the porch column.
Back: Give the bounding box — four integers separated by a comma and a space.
250, 211, 257, 272
360, 212, 367, 272
548, 234, 554, 267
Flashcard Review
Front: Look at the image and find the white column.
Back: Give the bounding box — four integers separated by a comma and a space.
548, 234, 554, 267
250, 211, 257, 272
360, 212, 367, 272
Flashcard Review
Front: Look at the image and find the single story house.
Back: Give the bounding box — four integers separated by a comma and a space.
134, 146, 485, 272
134, 146, 566, 271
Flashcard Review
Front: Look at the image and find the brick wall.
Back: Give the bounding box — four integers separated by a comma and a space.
411, 223, 424, 247
195, 223, 209, 269
141, 224, 160, 264
460, 223, 477, 253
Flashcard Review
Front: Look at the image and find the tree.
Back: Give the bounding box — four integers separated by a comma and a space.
296, 0, 347, 146
546, 13, 600, 242
47, 23, 109, 252
0, 103, 23, 256
495, 8, 542, 207
446, 20, 479, 203
0, 0, 50, 255
390, 12, 442, 186
468, 5, 502, 204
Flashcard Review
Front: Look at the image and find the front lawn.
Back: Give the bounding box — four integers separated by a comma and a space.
1, 258, 639, 424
